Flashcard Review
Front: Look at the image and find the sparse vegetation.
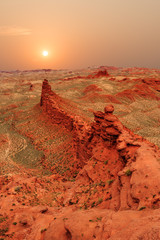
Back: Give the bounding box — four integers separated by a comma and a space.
97, 198, 103, 204
14, 186, 21, 192
139, 206, 146, 211
91, 201, 96, 208
104, 160, 108, 165
0, 217, 7, 224
107, 179, 114, 185
89, 219, 94, 222
41, 228, 47, 233
125, 169, 132, 176
0, 227, 8, 236
89, 217, 102, 222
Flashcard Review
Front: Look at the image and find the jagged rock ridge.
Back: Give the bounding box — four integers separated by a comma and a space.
40, 79, 74, 131
40, 79, 160, 211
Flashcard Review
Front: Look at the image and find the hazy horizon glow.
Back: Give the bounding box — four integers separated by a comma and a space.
0, 0, 160, 70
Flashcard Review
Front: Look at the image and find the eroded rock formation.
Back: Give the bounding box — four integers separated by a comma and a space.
40, 79, 74, 131
40, 79, 160, 211
86, 69, 109, 79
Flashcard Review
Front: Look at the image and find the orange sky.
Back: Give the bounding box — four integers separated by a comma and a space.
0, 0, 160, 70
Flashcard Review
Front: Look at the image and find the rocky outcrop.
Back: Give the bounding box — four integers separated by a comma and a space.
65, 104, 160, 211
86, 69, 109, 79
44, 208, 160, 240
40, 80, 160, 211
40, 79, 74, 131
63, 69, 109, 81
73, 105, 160, 210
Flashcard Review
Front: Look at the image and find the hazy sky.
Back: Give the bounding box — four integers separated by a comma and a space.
0, 0, 160, 70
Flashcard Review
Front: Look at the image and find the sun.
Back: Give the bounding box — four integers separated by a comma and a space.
42, 50, 48, 57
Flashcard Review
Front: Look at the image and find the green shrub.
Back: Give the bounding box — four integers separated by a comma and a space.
125, 169, 132, 176
91, 201, 95, 208
104, 160, 108, 165
41, 228, 47, 233
0, 217, 7, 224
97, 198, 103, 204
14, 186, 21, 192
139, 206, 146, 211
107, 179, 114, 185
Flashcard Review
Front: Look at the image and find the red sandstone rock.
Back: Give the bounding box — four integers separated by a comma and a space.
40, 79, 74, 131
94, 69, 109, 78
104, 104, 114, 113
93, 111, 104, 119
86, 69, 109, 79
104, 114, 118, 122
105, 127, 120, 136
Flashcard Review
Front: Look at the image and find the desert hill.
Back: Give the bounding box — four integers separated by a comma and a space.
0, 67, 160, 239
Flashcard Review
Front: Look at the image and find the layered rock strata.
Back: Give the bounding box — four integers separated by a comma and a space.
40, 80, 160, 210
74, 105, 160, 210
40, 79, 74, 131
